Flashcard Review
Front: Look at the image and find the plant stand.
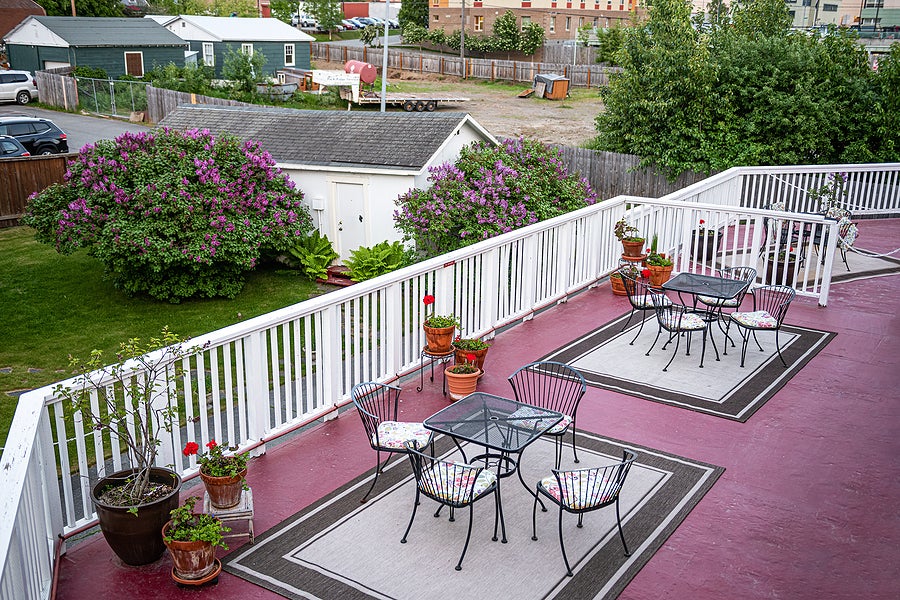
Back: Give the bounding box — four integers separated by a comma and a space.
416, 347, 453, 395
203, 487, 255, 545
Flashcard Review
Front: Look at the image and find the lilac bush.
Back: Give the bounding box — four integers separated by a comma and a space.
394, 138, 598, 257
24, 128, 312, 302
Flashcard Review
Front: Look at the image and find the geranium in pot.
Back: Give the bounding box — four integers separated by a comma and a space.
645, 235, 674, 286
690, 219, 720, 261
162, 496, 230, 583
422, 294, 460, 354
54, 328, 205, 566
183, 439, 250, 509
445, 354, 482, 401
614, 217, 646, 258
452, 336, 490, 373
766, 246, 799, 284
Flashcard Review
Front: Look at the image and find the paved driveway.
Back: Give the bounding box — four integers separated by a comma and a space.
0, 105, 151, 154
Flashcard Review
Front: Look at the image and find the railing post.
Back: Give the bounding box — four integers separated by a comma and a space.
386, 282, 402, 377
243, 331, 270, 451
521, 236, 537, 320
319, 305, 342, 419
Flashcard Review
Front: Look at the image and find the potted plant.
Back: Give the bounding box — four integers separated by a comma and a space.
452, 336, 490, 373
765, 247, 799, 284
690, 219, 719, 261
614, 217, 646, 258
54, 328, 204, 566
610, 262, 640, 296
445, 354, 482, 401
183, 440, 250, 509
645, 235, 674, 286
162, 496, 230, 584
422, 294, 460, 353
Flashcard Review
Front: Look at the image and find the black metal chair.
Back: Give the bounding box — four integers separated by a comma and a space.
351, 381, 433, 503
646, 288, 710, 371
696, 266, 757, 349
619, 266, 670, 346
531, 449, 637, 577
401, 442, 499, 571
507, 361, 587, 468
728, 285, 796, 367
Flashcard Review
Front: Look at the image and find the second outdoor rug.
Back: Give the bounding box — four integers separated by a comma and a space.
223, 433, 723, 600
541, 312, 835, 422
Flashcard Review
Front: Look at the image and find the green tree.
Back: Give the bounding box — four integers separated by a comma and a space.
519, 22, 545, 56
269, 0, 297, 23
222, 46, 267, 97
37, 0, 121, 16
402, 22, 429, 51
493, 11, 520, 59
360, 24, 380, 47
305, 0, 343, 35
398, 0, 429, 29
594, 24, 625, 65
427, 28, 447, 53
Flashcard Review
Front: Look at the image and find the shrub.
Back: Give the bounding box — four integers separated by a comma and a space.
394, 138, 598, 257
73, 65, 108, 79
23, 128, 313, 302
287, 230, 338, 279
345, 240, 407, 282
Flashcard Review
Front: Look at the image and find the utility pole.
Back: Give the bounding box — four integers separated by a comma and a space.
460, 0, 466, 63
380, 0, 390, 112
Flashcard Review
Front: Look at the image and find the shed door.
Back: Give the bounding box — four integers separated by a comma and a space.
334, 182, 366, 260
124, 52, 144, 77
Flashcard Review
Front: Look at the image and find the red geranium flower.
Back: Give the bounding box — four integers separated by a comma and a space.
206, 439, 217, 449
182, 441, 199, 456
423, 294, 435, 306
699, 219, 705, 225
641, 268, 651, 279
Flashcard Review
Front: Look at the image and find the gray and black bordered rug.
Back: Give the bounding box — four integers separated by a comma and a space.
223, 433, 723, 600
541, 313, 835, 422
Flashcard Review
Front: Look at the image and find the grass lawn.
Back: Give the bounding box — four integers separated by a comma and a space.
0, 226, 324, 448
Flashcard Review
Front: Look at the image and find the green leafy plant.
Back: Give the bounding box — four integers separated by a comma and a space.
287, 230, 338, 280
345, 240, 407, 282
163, 496, 230, 549
645, 234, 673, 267
73, 65, 108, 79
614, 217, 643, 242
452, 337, 490, 351
447, 352, 479, 374
422, 294, 460, 328
182, 439, 249, 479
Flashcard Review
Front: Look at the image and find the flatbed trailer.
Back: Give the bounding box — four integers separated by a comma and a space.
339, 88, 470, 112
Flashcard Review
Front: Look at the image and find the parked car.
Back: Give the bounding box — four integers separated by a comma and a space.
347, 17, 368, 29
0, 135, 30, 158
388, 19, 400, 29
0, 116, 69, 154
341, 19, 359, 30
0, 70, 39, 105
292, 14, 316, 28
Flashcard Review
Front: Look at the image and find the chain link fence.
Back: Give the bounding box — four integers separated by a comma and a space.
75, 77, 150, 118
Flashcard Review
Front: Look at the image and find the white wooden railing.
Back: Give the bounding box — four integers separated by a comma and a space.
0, 163, 897, 599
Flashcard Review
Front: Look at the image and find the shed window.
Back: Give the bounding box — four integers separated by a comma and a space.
284, 43, 295, 66
124, 52, 144, 77
202, 42, 214, 66
241, 43, 253, 55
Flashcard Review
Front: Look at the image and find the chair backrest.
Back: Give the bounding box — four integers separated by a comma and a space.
837, 217, 858, 248
507, 361, 586, 418
751, 285, 796, 325
719, 266, 757, 303
551, 449, 637, 510
618, 267, 653, 309
351, 382, 401, 449
648, 288, 687, 331
404, 442, 489, 508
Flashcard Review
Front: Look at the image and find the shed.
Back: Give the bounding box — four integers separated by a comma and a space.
0, 0, 44, 44
157, 105, 498, 260
3, 16, 187, 77
533, 74, 569, 100
161, 15, 314, 79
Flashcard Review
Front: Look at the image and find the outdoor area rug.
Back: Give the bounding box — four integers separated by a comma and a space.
222, 433, 723, 600
541, 313, 835, 422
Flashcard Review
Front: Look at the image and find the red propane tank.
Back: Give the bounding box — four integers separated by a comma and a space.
344, 60, 377, 85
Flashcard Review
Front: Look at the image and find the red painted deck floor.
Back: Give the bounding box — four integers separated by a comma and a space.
55, 219, 900, 600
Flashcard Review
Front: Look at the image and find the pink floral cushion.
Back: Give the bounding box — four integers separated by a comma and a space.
539, 471, 614, 510
731, 310, 778, 329
697, 294, 739, 308
374, 421, 432, 450
634, 294, 670, 309
661, 312, 706, 330
424, 463, 497, 503
509, 406, 572, 434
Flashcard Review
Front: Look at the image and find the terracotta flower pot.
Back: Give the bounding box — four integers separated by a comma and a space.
453, 346, 489, 372
621, 239, 646, 258
200, 469, 247, 509
647, 264, 673, 287
445, 367, 481, 401
610, 274, 627, 296
162, 521, 218, 580
423, 324, 455, 353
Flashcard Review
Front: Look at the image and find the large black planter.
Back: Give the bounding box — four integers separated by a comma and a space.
91, 467, 181, 566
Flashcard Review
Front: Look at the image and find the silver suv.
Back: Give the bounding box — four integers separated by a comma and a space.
0, 70, 39, 105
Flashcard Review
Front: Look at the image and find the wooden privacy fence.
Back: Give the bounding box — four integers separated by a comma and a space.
0, 155, 71, 228
311, 43, 619, 88
35, 68, 79, 111
145, 87, 251, 124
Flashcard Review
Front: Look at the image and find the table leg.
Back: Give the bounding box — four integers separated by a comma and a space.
516, 451, 547, 513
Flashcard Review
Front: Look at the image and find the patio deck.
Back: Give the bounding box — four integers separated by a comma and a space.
54, 219, 900, 600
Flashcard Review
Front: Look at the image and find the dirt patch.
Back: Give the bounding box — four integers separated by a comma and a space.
315, 60, 602, 147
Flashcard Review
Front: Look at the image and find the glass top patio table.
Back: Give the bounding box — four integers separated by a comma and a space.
662, 272, 750, 301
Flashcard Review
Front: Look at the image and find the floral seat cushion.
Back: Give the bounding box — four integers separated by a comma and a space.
697, 294, 740, 308
837, 217, 858, 249
539, 470, 614, 510
424, 463, 496, 503
509, 406, 572, 434
374, 421, 432, 451
661, 311, 706, 330
731, 310, 778, 329
635, 293, 671, 309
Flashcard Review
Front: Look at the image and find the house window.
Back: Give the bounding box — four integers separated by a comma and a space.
124, 51, 144, 77
823, 3, 837, 10
521, 16, 531, 31
550, 17, 555, 33
202, 42, 214, 67
565, 16, 571, 31
434, 14, 440, 21
474, 16, 484, 32
241, 43, 253, 55
284, 43, 295, 66
432, 0, 439, 5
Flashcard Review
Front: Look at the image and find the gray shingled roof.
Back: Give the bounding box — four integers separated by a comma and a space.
33, 16, 186, 47
158, 105, 487, 170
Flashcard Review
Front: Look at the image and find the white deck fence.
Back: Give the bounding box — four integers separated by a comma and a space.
1, 163, 898, 599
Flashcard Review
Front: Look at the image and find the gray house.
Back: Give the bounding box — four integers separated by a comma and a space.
3, 16, 187, 77
158, 105, 497, 259
162, 15, 314, 78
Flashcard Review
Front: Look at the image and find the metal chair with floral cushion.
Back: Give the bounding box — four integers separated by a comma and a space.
728, 285, 796, 367
531, 449, 637, 577
351, 381, 433, 503
619, 265, 671, 345
507, 361, 587, 468
401, 442, 499, 571
646, 288, 710, 371
696, 266, 757, 349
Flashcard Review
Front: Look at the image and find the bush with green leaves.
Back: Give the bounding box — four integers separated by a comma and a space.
145, 62, 214, 95
23, 128, 312, 302
345, 241, 408, 282
394, 138, 598, 258
73, 65, 108, 79
287, 230, 339, 279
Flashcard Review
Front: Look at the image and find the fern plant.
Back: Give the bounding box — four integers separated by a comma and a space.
346, 241, 407, 282
287, 231, 339, 280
